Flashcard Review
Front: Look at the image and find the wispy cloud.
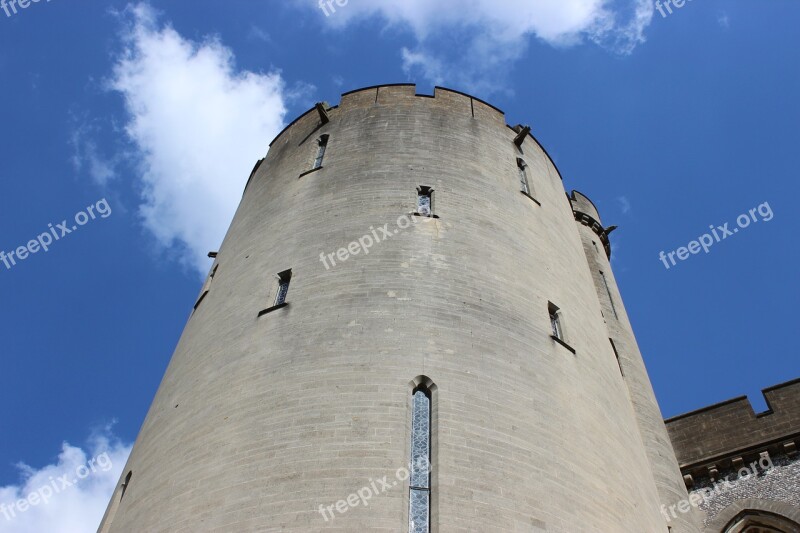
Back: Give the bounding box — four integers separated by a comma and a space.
401, 48, 445, 86
247, 25, 272, 43
304, 0, 655, 93
109, 3, 289, 276
618, 195, 632, 214
0, 426, 132, 533
70, 116, 119, 186
717, 11, 730, 29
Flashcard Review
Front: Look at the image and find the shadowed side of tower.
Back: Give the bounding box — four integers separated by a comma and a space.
570, 191, 702, 532
98, 84, 697, 533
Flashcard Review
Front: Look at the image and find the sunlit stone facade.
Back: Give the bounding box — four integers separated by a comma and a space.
98, 84, 707, 532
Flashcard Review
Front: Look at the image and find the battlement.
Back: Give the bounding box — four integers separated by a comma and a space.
267, 83, 571, 192
665, 378, 800, 472
341, 84, 506, 123
570, 190, 615, 258
570, 190, 603, 226
271, 84, 521, 147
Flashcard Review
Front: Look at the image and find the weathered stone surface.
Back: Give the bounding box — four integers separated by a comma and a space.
98, 84, 698, 533
665, 379, 800, 531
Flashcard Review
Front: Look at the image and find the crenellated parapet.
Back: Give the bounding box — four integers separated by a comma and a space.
570, 190, 616, 258
267, 84, 565, 169
270, 84, 509, 148
665, 378, 800, 487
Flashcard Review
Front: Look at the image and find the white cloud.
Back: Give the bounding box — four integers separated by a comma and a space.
308, 0, 654, 92
70, 115, 118, 186
111, 3, 289, 276
618, 195, 632, 214
0, 427, 132, 533
401, 48, 445, 86
247, 25, 272, 43
75, 139, 116, 186
314, 0, 654, 49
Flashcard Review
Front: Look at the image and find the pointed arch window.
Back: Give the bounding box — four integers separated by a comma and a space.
409, 386, 432, 533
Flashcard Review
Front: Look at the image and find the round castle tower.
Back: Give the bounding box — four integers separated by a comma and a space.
99, 84, 698, 532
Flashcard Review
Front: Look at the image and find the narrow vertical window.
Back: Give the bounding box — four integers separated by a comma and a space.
610, 339, 624, 377
274, 269, 292, 306
120, 471, 132, 501
416, 186, 434, 217
313, 135, 329, 169
259, 269, 292, 316
600, 271, 618, 319
517, 157, 538, 204
98, 470, 133, 533
409, 386, 431, 533
549, 302, 563, 341
194, 264, 218, 310
517, 158, 530, 195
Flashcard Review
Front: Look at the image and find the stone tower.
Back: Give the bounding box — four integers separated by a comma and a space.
98, 84, 698, 532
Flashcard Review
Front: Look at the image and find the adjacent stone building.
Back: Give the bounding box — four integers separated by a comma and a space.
665, 379, 800, 532
97, 84, 796, 532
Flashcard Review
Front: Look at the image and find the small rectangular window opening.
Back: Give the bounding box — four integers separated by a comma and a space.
549, 302, 563, 341
517, 158, 539, 205
121, 471, 132, 499
417, 186, 434, 217
517, 158, 530, 195
274, 269, 292, 306
548, 302, 574, 353
313, 135, 329, 169
194, 264, 218, 310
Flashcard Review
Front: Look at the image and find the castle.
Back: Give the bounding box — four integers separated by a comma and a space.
98, 85, 799, 532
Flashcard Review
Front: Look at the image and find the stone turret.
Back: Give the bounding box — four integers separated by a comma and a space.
99, 84, 698, 533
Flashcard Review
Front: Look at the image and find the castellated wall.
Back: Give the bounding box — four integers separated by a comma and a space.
665, 379, 800, 531
99, 84, 695, 532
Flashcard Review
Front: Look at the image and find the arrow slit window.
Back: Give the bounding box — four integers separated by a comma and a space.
409, 386, 432, 533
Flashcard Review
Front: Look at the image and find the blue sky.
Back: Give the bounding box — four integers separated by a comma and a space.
1, 1, 798, 530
